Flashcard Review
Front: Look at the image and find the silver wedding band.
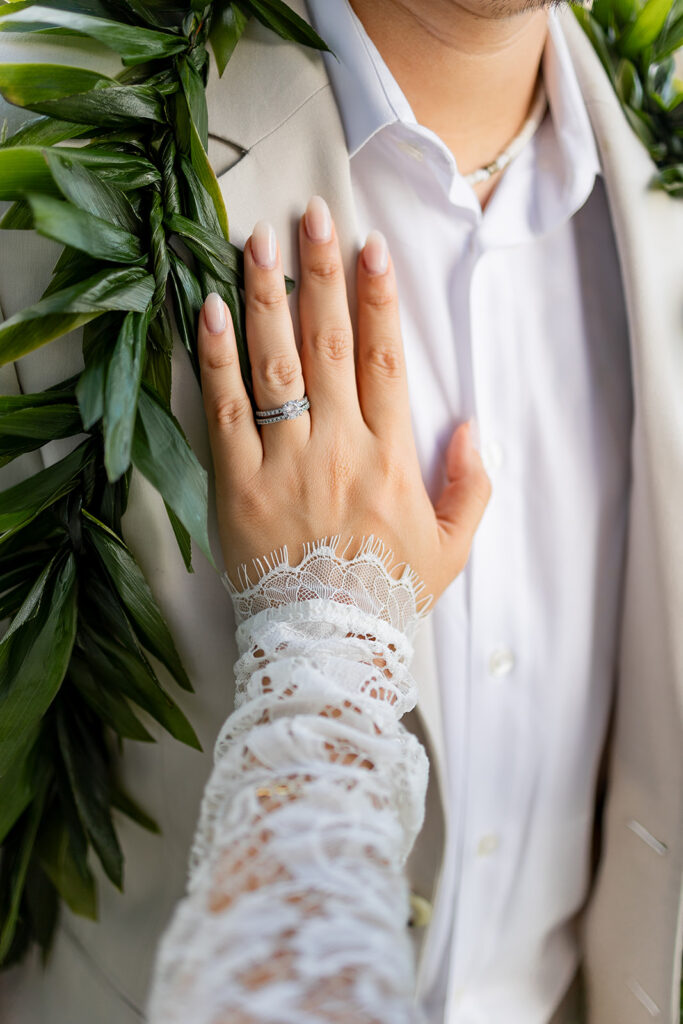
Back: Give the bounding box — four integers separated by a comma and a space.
253, 394, 310, 426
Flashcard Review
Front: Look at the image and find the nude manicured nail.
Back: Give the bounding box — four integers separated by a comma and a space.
251, 220, 277, 268
304, 195, 332, 242
362, 230, 388, 275
204, 292, 226, 333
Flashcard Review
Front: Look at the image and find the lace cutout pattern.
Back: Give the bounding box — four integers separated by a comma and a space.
147, 537, 433, 1024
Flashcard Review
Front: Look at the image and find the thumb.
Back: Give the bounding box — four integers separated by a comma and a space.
433, 419, 492, 573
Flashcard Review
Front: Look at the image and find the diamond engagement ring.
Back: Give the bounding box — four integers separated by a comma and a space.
253, 395, 310, 425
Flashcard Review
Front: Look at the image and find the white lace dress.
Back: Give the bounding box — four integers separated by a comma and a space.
146, 535, 435, 1024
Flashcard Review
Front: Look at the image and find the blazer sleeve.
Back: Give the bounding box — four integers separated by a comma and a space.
146, 535, 434, 1024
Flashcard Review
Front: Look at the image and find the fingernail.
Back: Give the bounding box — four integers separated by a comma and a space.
362, 229, 388, 275
304, 195, 332, 243
251, 220, 277, 268
467, 416, 480, 452
204, 292, 226, 333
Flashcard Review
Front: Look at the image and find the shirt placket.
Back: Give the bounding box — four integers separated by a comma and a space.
445, 239, 538, 1015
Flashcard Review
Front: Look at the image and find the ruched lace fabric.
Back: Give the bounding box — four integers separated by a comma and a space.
147, 535, 434, 1024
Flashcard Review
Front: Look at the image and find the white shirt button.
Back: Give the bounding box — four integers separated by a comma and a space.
395, 139, 424, 161
489, 646, 516, 677
481, 440, 504, 474
477, 833, 501, 856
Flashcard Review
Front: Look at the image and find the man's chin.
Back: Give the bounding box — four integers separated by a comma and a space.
458, 0, 569, 19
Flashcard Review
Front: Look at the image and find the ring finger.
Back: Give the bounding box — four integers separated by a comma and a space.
244, 219, 310, 456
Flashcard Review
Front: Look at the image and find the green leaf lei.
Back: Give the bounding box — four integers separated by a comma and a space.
0, 0, 328, 968
0, 0, 679, 978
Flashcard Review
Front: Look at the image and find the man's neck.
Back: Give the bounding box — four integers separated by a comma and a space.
348, 0, 550, 205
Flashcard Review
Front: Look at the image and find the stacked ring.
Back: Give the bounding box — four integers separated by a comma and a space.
253, 395, 311, 426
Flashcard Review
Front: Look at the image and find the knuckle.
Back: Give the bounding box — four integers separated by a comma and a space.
308, 258, 342, 285
364, 284, 397, 312
204, 346, 238, 373
310, 326, 353, 362
247, 286, 286, 314
259, 355, 302, 391
364, 340, 403, 381
212, 394, 252, 429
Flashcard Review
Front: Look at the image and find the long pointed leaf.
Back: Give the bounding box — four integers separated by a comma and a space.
210, 1, 249, 76
44, 151, 140, 232
104, 309, 150, 481
83, 514, 193, 691
27, 194, 143, 262
56, 705, 122, 888
0, 556, 78, 779
0, 7, 187, 66
132, 387, 214, 567
0, 267, 154, 365
79, 628, 201, 750
0, 442, 93, 534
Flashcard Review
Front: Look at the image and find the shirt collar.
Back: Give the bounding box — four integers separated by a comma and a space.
306, 0, 601, 204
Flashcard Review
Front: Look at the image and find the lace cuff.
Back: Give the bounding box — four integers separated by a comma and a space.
147, 535, 433, 1024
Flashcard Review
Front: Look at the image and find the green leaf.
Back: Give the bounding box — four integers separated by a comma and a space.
0, 7, 187, 66
189, 116, 230, 239
35, 814, 97, 919
0, 555, 77, 780
143, 306, 173, 408
0, 267, 154, 366
0, 778, 48, 962
44, 151, 140, 233
165, 502, 193, 573
56, 703, 122, 888
241, 0, 331, 51
78, 626, 201, 750
615, 58, 644, 109
2, 114, 90, 148
0, 200, 33, 229
178, 56, 208, 150
621, 0, 673, 56
653, 12, 683, 59
69, 654, 155, 743
168, 251, 202, 375
0, 63, 115, 107
83, 513, 193, 691
132, 387, 215, 567
0, 724, 44, 845
0, 404, 83, 463
104, 309, 151, 482
45, 86, 165, 128
166, 211, 242, 281
210, 1, 249, 75
0, 442, 93, 535
179, 153, 223, 239
27, 194, 143, 262
0, 144, 62, 200
111, 785, 160, 834
0, 146, 161, 201
24, 861, 59, 961
76, 312, 122, 429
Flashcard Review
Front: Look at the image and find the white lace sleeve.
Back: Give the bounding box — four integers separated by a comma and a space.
146, 534, 434, 1024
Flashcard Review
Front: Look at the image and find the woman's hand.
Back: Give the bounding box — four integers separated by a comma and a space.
197, 195, 491, 602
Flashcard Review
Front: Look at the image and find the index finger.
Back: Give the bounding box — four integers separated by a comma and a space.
355, 231, 411, 444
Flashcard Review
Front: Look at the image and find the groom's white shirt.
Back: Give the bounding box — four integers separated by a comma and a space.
0, 3, 681, 1023
306, 4, 631, 1021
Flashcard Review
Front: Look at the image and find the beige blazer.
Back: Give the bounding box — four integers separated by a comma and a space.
0, 5, 681, 1022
